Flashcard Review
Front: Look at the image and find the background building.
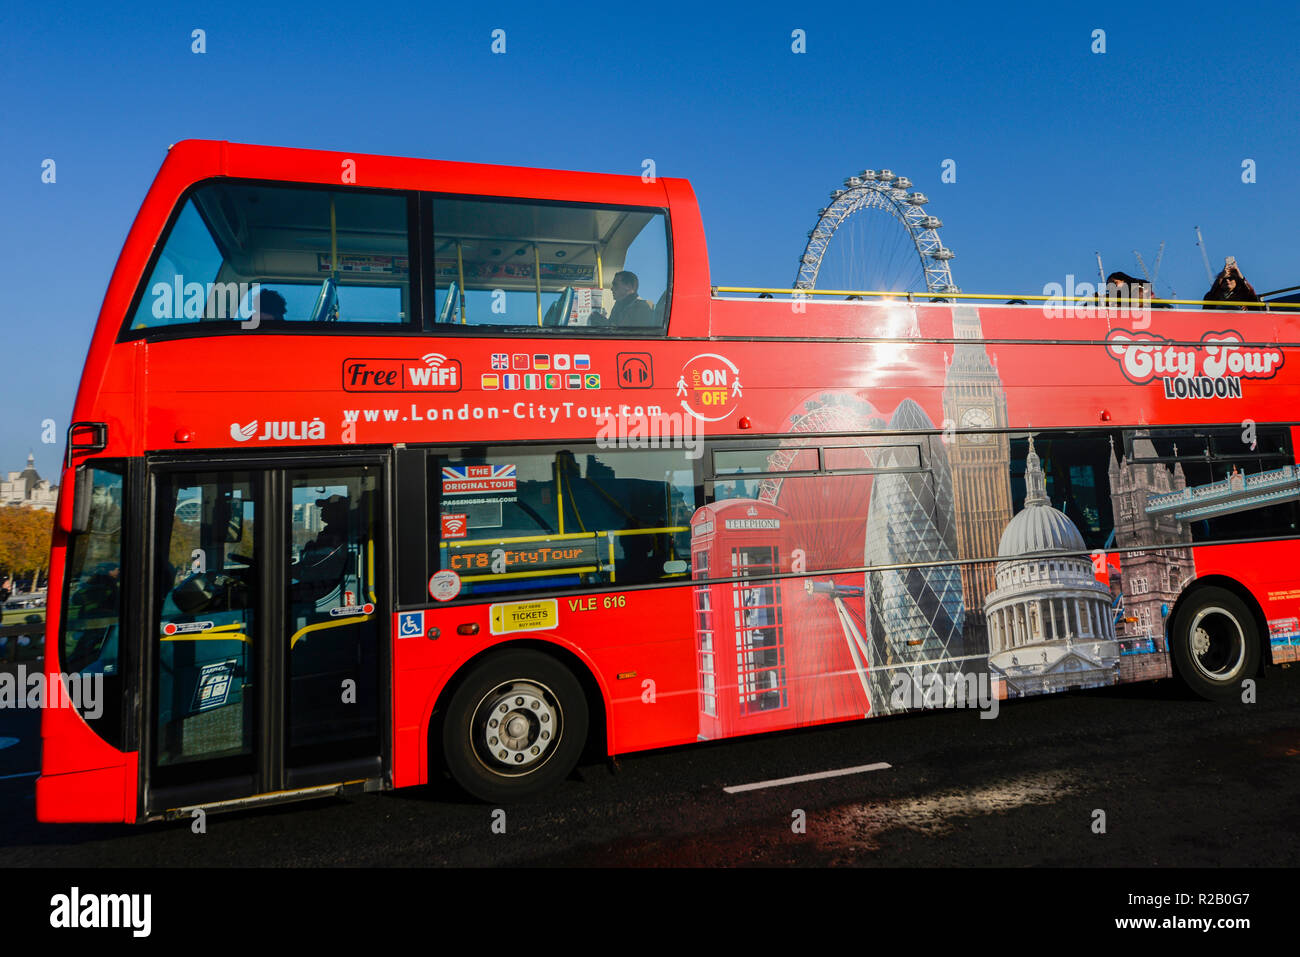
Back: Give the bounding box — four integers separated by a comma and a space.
1, 454, 58, 511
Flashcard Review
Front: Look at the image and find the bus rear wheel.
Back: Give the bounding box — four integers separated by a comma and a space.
1170, 587, 1259, 701
441, 649, 588, 802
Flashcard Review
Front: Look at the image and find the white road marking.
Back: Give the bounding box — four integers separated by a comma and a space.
0, 771, 38, 781
724, 762, 892, 794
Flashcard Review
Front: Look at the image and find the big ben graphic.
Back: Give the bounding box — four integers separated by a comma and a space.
941, 306, 1014, 651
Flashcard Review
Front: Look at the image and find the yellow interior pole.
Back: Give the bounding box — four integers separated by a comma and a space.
534, 243, 543, 326
555, 458, 565, 535
456, 241, 467, 324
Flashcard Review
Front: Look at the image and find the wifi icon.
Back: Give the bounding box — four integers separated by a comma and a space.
422, 352, 447, 367
441, 514, 467, 538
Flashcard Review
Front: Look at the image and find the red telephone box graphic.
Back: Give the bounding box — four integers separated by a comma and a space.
692, 498, 873, 740
692, 500, 791, 739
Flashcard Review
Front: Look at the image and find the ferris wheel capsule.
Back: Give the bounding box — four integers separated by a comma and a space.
894, 176, 912, 189
860, 169, 878, 180
931, 247, 955, 261
831, 189, 845, 200
877, 169, 896, 182
920, 215, 942, 228
906, 192, 929, 206
845, 176, 862, 187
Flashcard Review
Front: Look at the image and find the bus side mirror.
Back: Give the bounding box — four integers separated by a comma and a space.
61, 466, 95, 535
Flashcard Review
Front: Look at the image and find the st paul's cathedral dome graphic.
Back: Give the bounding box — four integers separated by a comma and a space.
984, 437, 1121, 697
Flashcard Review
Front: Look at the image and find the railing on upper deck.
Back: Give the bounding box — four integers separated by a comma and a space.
710, 286, 1300, 311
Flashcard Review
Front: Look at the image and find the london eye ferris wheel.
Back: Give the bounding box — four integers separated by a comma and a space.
794, 169, 958, 297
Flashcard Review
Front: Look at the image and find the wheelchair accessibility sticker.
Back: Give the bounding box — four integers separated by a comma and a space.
398, 611, 424, 638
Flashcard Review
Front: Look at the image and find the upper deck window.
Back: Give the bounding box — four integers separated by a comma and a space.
431, 196, 669, 333
126, 182, 411, 335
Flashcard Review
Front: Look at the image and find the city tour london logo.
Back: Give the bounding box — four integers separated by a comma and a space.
1104, 328, 1283, 399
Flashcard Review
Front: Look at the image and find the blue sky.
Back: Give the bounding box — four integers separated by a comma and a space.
2, 0, 1297, 481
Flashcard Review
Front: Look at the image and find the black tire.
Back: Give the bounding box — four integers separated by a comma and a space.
1169, 587, 1260, 701
440, 649, 589, 802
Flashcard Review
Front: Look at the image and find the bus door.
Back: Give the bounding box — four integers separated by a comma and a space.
144, 462, 386, 815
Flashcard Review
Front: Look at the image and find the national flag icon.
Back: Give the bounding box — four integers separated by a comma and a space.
553, 354, 571, 370
512, 354, 530, 370
481, 374, 500, 390
584, 373, 600, 389
574, 354, 591, 370
566, 373, 582, 389
545, 373, 561, 390
524, 373, 542, 389
502, 374, 521, 390
491, 353, 509, 370
532, 354, 550, 371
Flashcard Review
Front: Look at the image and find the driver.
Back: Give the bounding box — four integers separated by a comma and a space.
594, 271, 655, 327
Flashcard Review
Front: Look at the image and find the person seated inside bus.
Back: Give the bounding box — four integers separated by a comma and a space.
292, 495, 350, 603
591, 271, 655, 327
1203, 258, 1260, 309
251, 288, 288, 324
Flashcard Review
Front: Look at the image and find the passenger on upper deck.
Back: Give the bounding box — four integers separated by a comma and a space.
1105, 272, 1152, 300
1203, 258, 1260, 309
251, 288, 287, 324
593, 271, 655, 327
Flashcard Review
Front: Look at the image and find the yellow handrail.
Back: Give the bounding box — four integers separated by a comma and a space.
713, 286, 1300, 310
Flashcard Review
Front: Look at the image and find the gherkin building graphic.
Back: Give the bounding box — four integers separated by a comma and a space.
864, 398, 966, 710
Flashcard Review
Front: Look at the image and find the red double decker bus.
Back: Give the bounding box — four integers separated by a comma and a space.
38, 140, 1300, 822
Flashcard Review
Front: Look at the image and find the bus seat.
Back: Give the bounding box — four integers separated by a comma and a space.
437, 282, 459, 323
655, 290, 669, 325
543, 286, 576, 327
308, 277, 339, 322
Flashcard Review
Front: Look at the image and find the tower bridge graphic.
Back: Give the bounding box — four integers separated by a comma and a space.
1144, 464, 1300, 521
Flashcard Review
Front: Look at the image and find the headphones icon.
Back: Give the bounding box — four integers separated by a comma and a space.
621, 357, 650, 384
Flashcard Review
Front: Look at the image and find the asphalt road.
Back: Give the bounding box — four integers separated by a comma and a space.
1, 666, 1297, 868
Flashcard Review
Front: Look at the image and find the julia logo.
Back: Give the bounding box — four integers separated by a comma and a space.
231, 421, 258, 442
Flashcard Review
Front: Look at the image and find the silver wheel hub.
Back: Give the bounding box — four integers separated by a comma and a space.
473, 681, 559, 774
1188, 607, 1245, 682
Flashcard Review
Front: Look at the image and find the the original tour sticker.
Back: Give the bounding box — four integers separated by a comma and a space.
429, 569, 462, 602
489, 599, 558, 635
678, 353, 741, 422
442, 464, 517, 494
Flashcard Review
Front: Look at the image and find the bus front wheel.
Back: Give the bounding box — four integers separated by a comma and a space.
1170, 587, 1260, 701
441, 649, 589, 802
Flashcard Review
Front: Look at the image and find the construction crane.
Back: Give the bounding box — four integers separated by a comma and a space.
1195, 226, 1214, 284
